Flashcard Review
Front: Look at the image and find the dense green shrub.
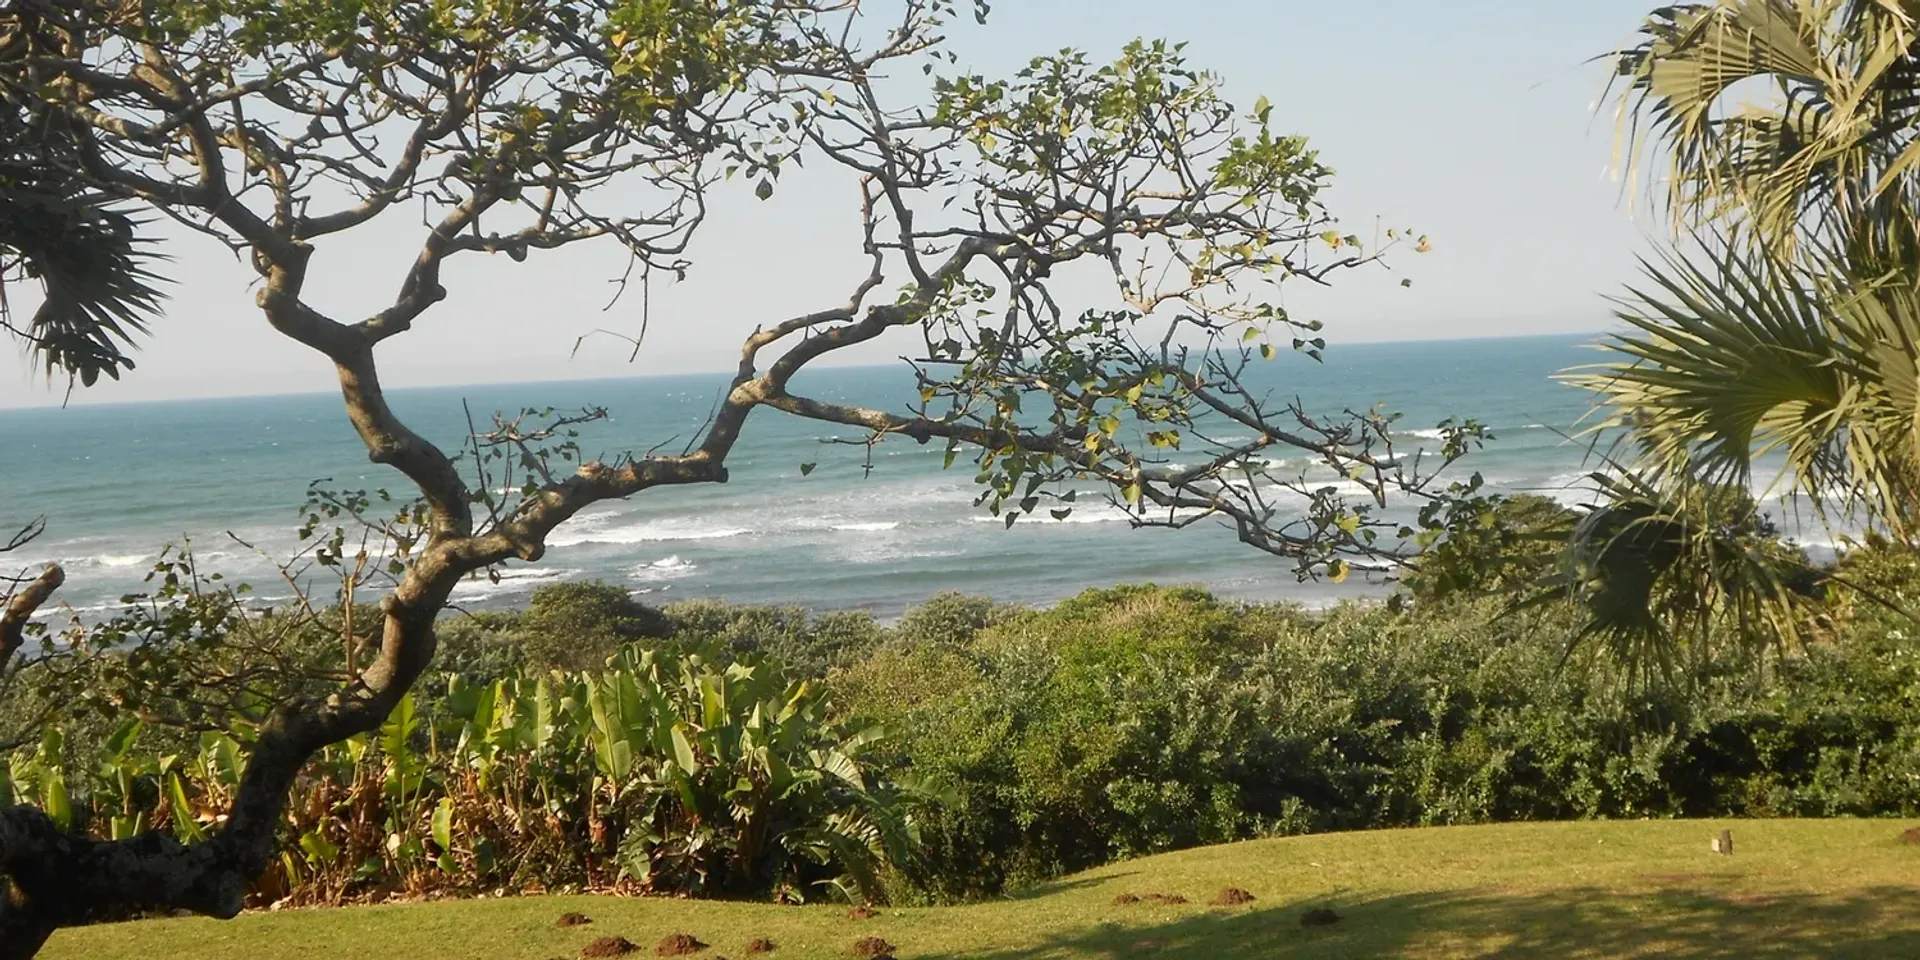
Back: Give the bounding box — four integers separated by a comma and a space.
890, 591, 1022, 649
13, 565, 1920, 909
509, 580, 671, 671
834, 583, 1920, 901
658, 599, 885, 678
1400, 493, 1575, 605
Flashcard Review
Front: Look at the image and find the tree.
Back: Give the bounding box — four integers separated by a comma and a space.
0, 1, 1463, 952
1552, 0, 1920, 649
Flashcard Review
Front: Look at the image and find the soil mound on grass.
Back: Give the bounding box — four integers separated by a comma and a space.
654, 933, 708, 956
850, 936, 896, 957
583, 937, 639, 958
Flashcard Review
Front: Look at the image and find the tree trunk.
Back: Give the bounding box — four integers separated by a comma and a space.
0, 600, 443, 958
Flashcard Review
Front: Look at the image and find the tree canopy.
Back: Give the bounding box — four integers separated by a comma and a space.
0, 1, 1463, 952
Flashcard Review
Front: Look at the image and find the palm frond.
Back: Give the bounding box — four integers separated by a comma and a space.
1612, 0, 1920, 259
1522, 471, 1821, 681
1571, 241, 1920, 539
0, 87, 166, 389
0, 178, 167, 388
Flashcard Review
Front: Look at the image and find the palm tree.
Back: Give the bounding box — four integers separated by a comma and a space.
1549, 1, 1920, 650
1612, 0, 1920, 265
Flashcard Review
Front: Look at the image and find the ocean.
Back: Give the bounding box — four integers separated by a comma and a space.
0, 333, 1628, 618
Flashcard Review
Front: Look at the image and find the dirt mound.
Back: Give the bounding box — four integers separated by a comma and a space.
746, 939, 777, 954
1110, 893, 1141, 906
582, 937, 639, 958
850, 936, 896, 957
655, 933, 708, 956
1300, 907, 1342, 927
847, 906, 878, 921
556, 913, 594, 927
1901, 827, 1920, 845
1212, 887, 1256, 906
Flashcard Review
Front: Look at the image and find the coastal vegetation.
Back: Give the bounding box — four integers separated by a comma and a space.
9, 556, 1920, 915
0, 0, 1474, 951
8, 0, 1920, 958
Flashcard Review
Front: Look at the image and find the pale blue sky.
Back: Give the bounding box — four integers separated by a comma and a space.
2, 1, 1662, 408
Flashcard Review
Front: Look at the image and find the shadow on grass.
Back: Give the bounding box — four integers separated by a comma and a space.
921, 882, 1920, 959
1000, 873, 1138, 902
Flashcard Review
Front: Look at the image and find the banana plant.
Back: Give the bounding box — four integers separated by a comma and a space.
3, 645, 941, 905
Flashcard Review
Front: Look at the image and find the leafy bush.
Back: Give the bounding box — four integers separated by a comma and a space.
658, 599, 886, 678
890, 591, 1020, 649
836, 583, 1920, 901
510, 581, 670, 671
1401, 493, 1575, 605
16, 568, 1920, 909
6, 647, 933, 907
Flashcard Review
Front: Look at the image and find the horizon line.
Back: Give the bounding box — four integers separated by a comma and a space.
0, 328, 1610, 414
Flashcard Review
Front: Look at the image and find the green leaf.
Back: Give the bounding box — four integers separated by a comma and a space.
432, 796, 454, 855
166, 774, 205, 843
670, 723, 698, 773
42, 769, 70, 831
299, 829, 339, 865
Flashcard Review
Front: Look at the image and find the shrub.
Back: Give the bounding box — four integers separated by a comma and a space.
891, 592, 1020, 649
840, 583, 1920, 900
7, 647, 932, 907
1402, 494, 1575, 604
511, 581, 670, 671
660, 599, 885, 677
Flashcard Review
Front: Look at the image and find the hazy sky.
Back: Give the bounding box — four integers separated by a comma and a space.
1, 1, 1663, 409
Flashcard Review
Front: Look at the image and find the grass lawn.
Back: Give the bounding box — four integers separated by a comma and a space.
42, 819, 1920, 959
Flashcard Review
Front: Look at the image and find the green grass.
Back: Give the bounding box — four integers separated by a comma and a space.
43, 819, 1920, 959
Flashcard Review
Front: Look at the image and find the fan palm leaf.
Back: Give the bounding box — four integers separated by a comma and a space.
1613, 0, 1920, 261
0, 179, 167, 387
1569, 245, 1920, 539
0, 57, 165, 388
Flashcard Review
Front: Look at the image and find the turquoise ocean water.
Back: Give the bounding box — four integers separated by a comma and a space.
0, 333, 1661, 616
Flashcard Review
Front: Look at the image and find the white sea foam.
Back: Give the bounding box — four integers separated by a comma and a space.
832, 521, 902, 532
631, 556, 698, 582
968, 507, 1133, 525
1282, 479, 1375, 499
449, 566, 582, 602
1402, 428, 1449, 441
546, 524, 750, 548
